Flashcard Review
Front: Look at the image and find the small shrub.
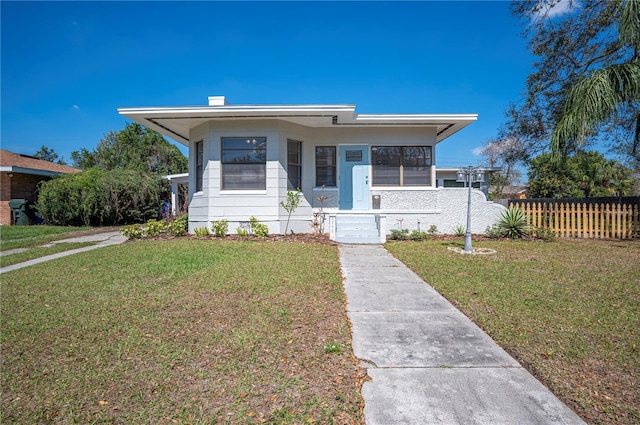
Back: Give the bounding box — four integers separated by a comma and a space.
324, 343, 342, 354
236, 227, 249, 237
453, 225, 466, 237
485, 224, 504, 239
211, 219, 229, 237
121, 223, 145, 239
193, 227, 210, 237
249, 216, 269, 238
497, 207, 531, 239
410, 230, 428, 241
145, 219, 168, 237
313, 185, 328, 234
311, 211, 325, 234
533, 226, 556, 241
426, 224, 439, 236
168, 215, 188, 236
280, 189, 301, 235
389, 228, 410, 240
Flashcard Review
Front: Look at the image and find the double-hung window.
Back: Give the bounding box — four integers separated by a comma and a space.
315, 146, 336, 187
221, 137, 267, 190
287, 140, 302, 190
195, 141, 203, 192
372, 146, 432, 186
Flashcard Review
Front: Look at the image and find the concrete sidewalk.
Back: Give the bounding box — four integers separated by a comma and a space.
0, 231, 126, 274
339, 244, 585, 425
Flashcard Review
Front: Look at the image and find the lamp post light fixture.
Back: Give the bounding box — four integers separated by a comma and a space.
457, 165, 485, 252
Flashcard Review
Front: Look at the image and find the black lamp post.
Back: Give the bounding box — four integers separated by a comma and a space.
457, 166, 485, 252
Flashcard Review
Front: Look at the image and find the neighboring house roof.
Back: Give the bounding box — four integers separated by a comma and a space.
0, 150, 81, 177
163, 173, 189, 184
118, 96, 478, 146
492, 185, 528, 195
436, 167, 503, 174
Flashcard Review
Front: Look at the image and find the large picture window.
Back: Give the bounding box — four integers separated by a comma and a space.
287, 140, 302, 190
315, 146, 336, 186
372, 146, 432, 186
221, 137, 267, 190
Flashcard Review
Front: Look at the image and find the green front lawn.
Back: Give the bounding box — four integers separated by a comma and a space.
1, 239, 363, 424
386, 238, 639, 425
0, 225, 91, 251
0, 242, 96, 268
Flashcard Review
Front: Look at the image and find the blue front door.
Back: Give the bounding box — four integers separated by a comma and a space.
352, 165, 370, 210
339, 145, 369, 210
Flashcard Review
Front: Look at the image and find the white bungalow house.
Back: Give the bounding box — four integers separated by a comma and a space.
119, 96, 505, 243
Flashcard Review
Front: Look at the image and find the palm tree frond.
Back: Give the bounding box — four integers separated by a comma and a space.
551, 63, 640, 160
620, 0, 640, 49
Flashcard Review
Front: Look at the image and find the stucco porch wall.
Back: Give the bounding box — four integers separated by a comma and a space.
372, 187, 505, 234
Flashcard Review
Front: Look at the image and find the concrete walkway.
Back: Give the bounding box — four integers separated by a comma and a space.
0, 231, 126, 274
339, 244, 585, 425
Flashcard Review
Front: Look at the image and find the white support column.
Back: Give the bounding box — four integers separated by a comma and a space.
171, 180, 178, 216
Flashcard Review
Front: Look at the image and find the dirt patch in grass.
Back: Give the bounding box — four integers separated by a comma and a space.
1, 239, 364, 424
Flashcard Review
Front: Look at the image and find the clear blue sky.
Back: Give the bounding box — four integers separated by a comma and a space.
2, 1, 535, 168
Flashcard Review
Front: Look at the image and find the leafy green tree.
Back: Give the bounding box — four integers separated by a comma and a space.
527, 150, 634, 198
71, 122, 187, 175
33, 145, 67, 165
69, 147, 96, 170
505, 1, 639, 167
551, 1, 640, 165
527, 152, 581, 198
37, 168, 165, 226
54, 123, 186, 225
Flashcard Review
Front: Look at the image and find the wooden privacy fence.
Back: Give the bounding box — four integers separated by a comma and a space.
510, 199, 640, 239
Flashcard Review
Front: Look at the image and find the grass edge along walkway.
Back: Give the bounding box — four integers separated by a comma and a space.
0, 226, 109, 251
0, 242, 97, 268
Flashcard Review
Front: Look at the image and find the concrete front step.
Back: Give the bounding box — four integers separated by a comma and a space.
338, 215, 377, 224
335, 215, 381, 244
334, 236, 382, 244
336, 227, 380, 236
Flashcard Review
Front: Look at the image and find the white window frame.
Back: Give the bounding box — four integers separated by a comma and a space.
372, 146, 432, 187
221, 137, 267, 190
287, 139, 302, 190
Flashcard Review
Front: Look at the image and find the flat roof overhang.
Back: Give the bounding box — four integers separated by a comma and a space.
0, 166, 66, 177
117, 102, 477, 146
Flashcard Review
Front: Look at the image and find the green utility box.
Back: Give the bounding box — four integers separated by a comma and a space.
8, 199, 36, 225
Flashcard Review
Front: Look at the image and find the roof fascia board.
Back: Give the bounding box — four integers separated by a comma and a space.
355, 113, 478, 122
437, 167, 503, 172
118, 104, 356, 115
119, 106, 476, 123
0, 166, 62, 177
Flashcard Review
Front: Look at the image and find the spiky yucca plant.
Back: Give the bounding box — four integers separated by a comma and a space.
497, 207, 531, 239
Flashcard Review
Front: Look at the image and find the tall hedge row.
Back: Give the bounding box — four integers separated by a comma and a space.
37, 168, 166, 226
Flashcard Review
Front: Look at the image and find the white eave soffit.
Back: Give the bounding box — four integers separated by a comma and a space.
117, 104, 477, 144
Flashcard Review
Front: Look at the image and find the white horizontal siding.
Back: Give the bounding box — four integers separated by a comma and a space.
186, 119, 450, 234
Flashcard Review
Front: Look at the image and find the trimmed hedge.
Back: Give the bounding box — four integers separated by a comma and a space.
37, 168, 166, 226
